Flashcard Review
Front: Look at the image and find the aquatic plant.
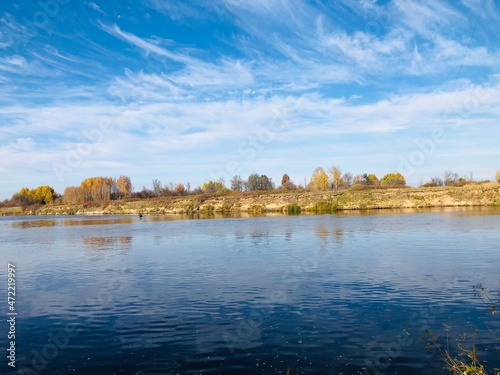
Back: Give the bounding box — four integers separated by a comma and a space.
420, 281, 500, 375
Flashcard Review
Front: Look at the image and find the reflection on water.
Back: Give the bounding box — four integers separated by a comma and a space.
83, 236, 116, 249
12, 219, 57, 228
315, 224, 344, 247
84, 236, 133, 261
63, 217, 134, 226
83, 235, 132, 249
10, 216, 136, 228
1, 208, 500, 375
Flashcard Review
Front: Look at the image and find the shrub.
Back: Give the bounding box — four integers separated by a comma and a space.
311, 201, 337, 213
285, 204, 301, 215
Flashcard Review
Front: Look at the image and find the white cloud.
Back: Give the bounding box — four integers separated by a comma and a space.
1, 74, 499, 196
98, 21, 191, 64
1, 1, 500, 197
393, 0, 464, 37
86, 2, 105, 15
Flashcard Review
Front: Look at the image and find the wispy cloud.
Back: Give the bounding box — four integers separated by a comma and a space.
98, 21, 191, 63
393, 0, 464, 37
86, 2, 106, 15
99, 21, 254, 93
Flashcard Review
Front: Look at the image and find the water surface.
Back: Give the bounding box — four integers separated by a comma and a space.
1, 207, 499, 374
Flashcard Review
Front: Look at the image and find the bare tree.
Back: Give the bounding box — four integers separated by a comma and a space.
342, 172, 353, 187
230, 175, 244, 192
430, 177, 444, 186
152, 179, 162, 197
442, 171, 459, 185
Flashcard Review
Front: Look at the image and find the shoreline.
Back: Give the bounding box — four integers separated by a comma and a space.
1, 183, 499, 216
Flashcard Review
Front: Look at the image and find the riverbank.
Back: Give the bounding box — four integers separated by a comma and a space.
1, 183, 499, 216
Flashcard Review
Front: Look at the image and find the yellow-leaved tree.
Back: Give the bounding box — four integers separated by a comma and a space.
63, 186, 85, 204
380, 173, 406, 186
80, 177, 116, 201
329, 166, 343, 189
367, 174, 380, 186
13, 186, 58, 205
117, 175, 132, 198
310, 167, 330, 190
201, 180, 225, 193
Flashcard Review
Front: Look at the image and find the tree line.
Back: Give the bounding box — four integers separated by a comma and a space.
63, 176, 132, 204
307, 166, 406, 190
5, 169, 500, 206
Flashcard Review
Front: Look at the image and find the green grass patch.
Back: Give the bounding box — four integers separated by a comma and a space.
285, 204, 301, 215
310, 200, 337, 213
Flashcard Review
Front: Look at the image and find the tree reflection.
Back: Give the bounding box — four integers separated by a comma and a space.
12, 219, 56, 229
315, 225, 344, 247
84, 235, 132, 261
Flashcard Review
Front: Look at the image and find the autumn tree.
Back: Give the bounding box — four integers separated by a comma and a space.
63, 186, 85, 204
353, 173, 378, 185
367, 174, 379, 186
80, 177, 115, 201
117, 175, 132, 198
13, 185, 58, 205
309, 167, 329, 190
380, 173, 406, 186
281, 174, 291, 190
175, 183, 186, 195
329, 166, 343, 189
201, 180, 225, 193
12, 188, 32, 205
496, 170, 500, 183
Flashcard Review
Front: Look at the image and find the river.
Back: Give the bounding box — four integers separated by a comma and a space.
1, 207, 499, 374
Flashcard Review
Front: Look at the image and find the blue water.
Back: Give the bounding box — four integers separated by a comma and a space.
0, 208, 499, 374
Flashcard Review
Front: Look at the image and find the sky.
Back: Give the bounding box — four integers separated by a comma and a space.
1, 0, 499, 198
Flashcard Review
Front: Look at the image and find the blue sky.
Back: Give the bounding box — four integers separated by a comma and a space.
1, 0, 499, 198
